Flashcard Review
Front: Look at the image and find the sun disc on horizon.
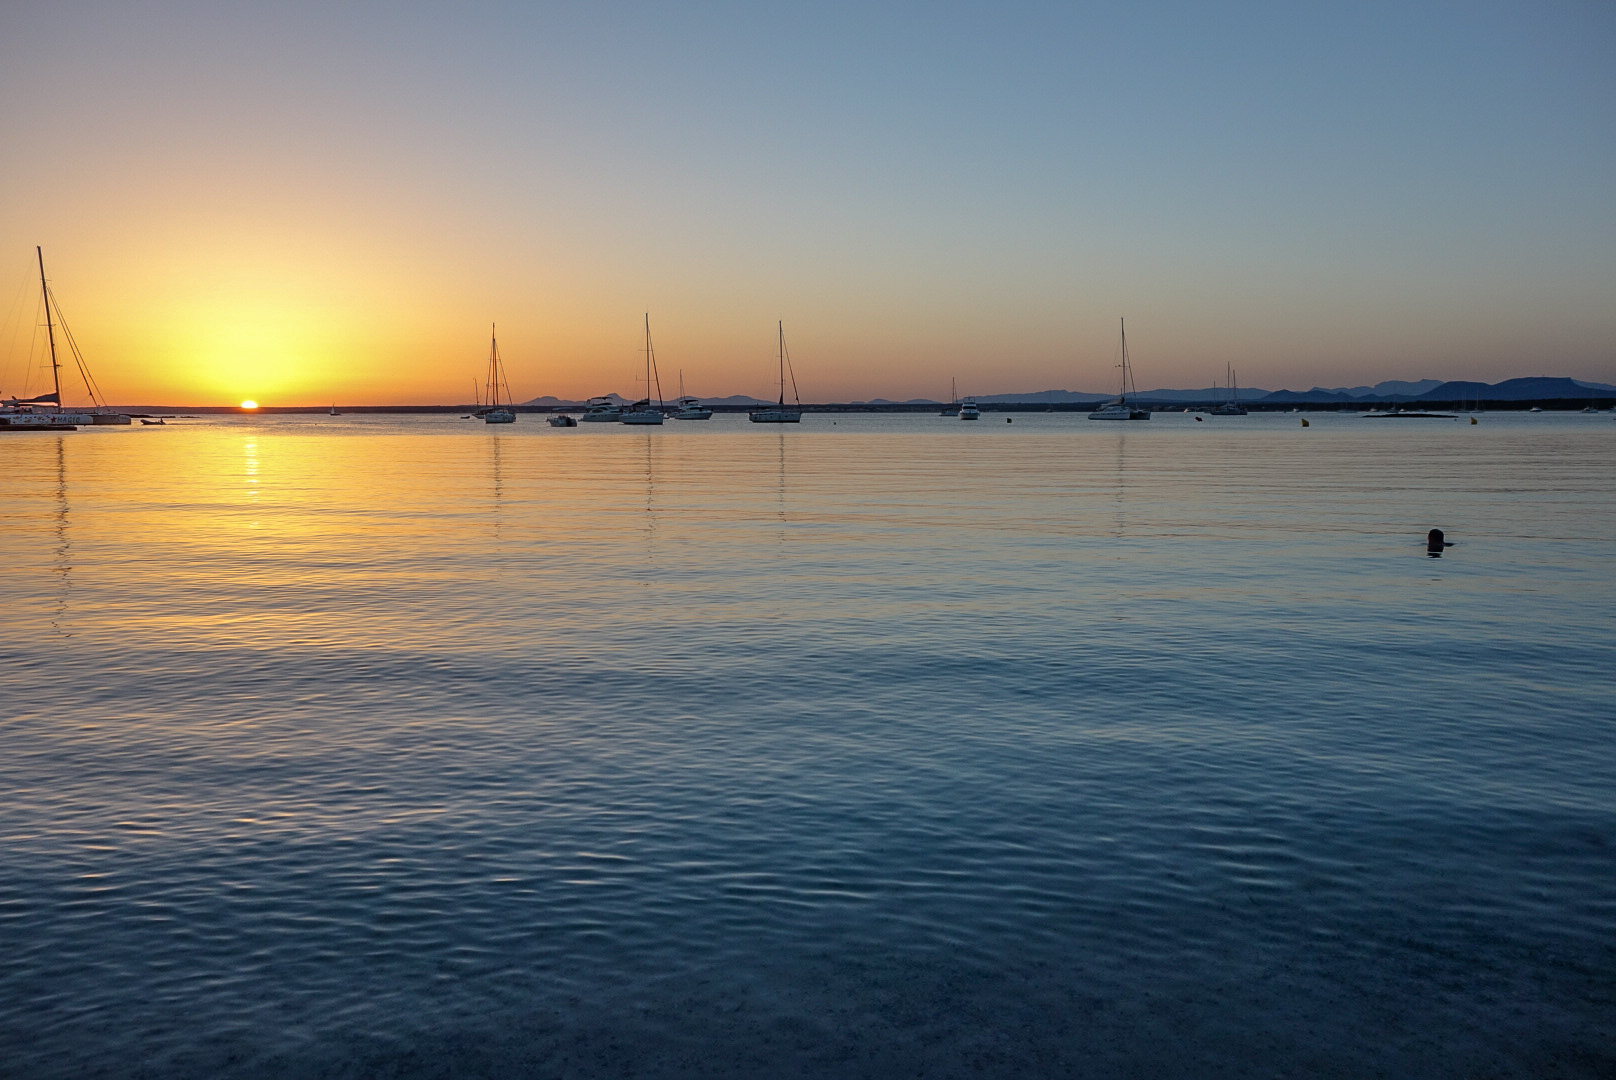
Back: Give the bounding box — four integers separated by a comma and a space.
241, 400, 259, 409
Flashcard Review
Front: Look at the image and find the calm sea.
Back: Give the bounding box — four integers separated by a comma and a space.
2, 412, 1612, 1078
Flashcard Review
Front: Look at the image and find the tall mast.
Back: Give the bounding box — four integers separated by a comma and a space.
1119, 317, 1128, 403
487, 323, 498, 408
37, 247, 62, 411
778, 321, 785, 406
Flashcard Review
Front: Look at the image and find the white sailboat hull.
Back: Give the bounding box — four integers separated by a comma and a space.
1087, 402, 1150, 420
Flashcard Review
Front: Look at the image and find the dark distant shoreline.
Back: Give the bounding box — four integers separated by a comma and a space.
110, 398, 1612, 416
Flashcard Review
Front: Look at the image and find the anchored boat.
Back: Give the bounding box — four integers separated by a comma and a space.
1088, 318, 1151, 421
749, 322, 802, 423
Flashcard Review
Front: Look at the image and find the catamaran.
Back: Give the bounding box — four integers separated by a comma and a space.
749, 322, 802, 423
2, 247, 128, 430
1088, 318, 1151, 421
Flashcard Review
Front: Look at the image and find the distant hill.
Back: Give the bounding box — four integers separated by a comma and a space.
1414, 377, 1616, 402
1323, 379, 1445, 398
972, 389, 1110, 403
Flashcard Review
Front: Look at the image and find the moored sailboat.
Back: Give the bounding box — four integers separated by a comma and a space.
1210, 364, 1247, 415
749, 322, 802, 423
1, 248, 128, 429
477, 324, 516, 423
1088, 318, 1151, 421
621, 315, 666, 424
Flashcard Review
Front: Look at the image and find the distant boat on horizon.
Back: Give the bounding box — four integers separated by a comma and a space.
1210, 364, 1247, 416
1088, 318, 1151, 421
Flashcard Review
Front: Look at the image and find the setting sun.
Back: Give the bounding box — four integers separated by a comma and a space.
240, 400, 258, 409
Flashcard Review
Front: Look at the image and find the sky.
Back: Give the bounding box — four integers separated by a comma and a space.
1, 0, 1612, 405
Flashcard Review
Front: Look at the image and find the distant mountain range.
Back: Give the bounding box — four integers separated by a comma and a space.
523, 377, 1616, 408
1259, 377, 1616, 404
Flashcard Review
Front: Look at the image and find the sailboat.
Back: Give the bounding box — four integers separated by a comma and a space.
477, 324, 516, 424
940, 378, 959, 416
2, 248, 127, 430
329, 404, 340, 416
1211, 364, 1247, 415
749, 322, 802, 423
1087, 318, 1151, 421
621, 315, 666, 424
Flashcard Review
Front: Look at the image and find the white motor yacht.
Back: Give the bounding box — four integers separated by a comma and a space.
673, 396, 713, 420
958, 399, 981, 420
581, 396, 624, 422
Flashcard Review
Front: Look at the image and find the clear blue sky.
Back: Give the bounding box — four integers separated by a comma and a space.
2, 1, 1611, 402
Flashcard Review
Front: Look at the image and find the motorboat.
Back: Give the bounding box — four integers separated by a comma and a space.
581, 396, 624, 422
476, 324, 517, 423
1087, 317, 1151, 421
671, 370, 713, 419
672, 396, 712, 420
547, 414, 577, 427
958, 399, 981, 420
749, 321, 803, 423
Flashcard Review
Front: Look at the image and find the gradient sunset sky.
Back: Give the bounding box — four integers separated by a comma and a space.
2, 1, 1612, 406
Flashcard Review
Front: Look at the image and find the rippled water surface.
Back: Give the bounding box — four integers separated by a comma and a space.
3, 412, 1613, 1078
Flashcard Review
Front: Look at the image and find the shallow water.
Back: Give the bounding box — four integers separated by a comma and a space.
2, 411, 1613, 1078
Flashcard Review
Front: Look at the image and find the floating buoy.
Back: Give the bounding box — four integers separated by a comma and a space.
1470, 416, 1477, 424
1006, 417, 1012, 423
1301, 419, 1310, 427
1195, 415, 1203, 421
